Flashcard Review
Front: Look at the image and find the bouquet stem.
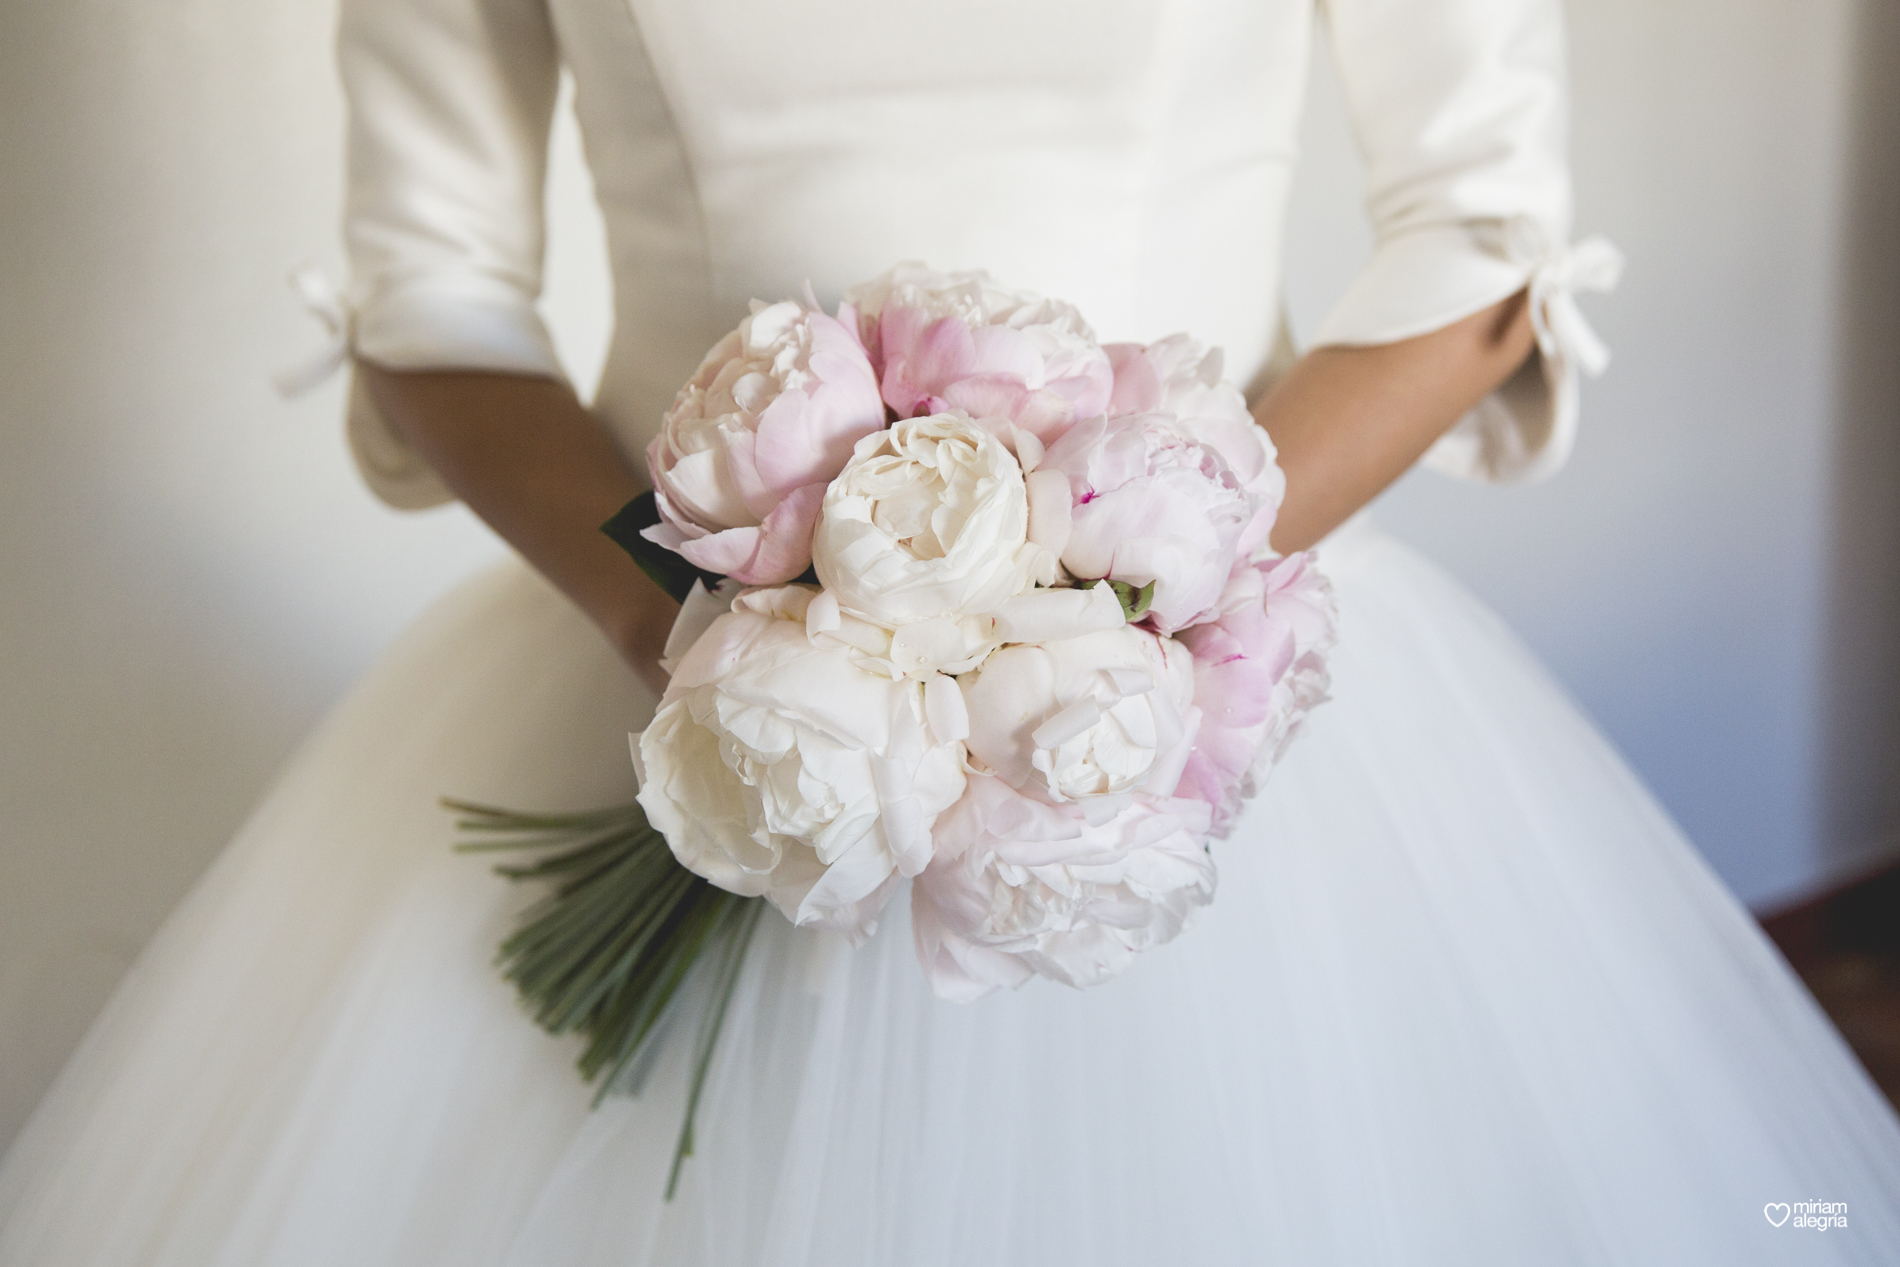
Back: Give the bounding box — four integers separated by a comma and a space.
446, 797, 765, 1199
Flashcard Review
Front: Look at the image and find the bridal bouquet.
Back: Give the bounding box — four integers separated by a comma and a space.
453, 263, 1336, 1190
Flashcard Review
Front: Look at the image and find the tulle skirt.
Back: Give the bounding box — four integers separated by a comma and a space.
4, 521, 1898, 1266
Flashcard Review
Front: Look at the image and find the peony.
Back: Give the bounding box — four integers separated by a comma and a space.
845, 262, 1113, 446
643, 299, 886, 585
657, 576, 745, 677
1171, 561, 1284, 835
1173, 553, 1336, 835
1104, 334, 1284, 545
959, 624, 1199, 819
799, 581, 1127, 684
810, 413, 1056, 673
633, 586, 966, 943
1244, 551, 1338, 779
622, 266, 1339, 1002
1038, 412, 1265, 633
912, 773, 1217, 1000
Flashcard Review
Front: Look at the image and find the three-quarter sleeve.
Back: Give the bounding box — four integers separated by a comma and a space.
337, 0, 563, 508
1315, 0, 1620, 483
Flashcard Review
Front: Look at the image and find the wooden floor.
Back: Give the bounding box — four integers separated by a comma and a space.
1762, 864, 1900, 1110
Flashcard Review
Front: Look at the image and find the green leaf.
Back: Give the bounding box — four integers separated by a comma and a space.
600, 492, 727, 604
1106, 578, 1156, 622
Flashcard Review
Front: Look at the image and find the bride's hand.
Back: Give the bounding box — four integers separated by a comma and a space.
601, 587, 679, 699
355, 363, 682, 698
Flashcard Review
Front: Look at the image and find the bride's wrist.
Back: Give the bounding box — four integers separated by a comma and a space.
581, 560, 679, 695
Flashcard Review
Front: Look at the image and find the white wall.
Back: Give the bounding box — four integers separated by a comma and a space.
2, 0, 1895, 1156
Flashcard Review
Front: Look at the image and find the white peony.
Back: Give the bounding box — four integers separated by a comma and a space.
958, 624, 1200, 820
912, 773, 1217, 999
633, 586, 967, 943
810, 413, 1056, 674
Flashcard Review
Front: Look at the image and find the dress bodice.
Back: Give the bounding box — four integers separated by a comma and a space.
335, 0, 1611, 509
554, 0, 1316, 449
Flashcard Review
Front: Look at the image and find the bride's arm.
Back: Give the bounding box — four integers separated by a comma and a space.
333, 0, 683, 682
358, 363, 677, 694
1258, 289, 1536, 553
1267, 0, 1608, 553
336, 0, 680, 691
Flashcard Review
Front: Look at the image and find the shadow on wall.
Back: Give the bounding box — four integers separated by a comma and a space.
1819, 0, 1900, 885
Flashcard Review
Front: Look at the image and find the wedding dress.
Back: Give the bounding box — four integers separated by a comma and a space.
4, 0, 1898, 1263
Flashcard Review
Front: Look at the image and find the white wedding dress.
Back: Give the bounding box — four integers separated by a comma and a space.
5, 0, 1899, 1263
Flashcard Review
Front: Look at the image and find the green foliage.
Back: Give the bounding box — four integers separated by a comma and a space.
600, 492, 727, 604
447, 797, 765, 1199
1106, 578, 1156, 622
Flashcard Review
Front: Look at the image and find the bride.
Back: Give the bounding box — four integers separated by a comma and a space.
4, 0, 1898, 1262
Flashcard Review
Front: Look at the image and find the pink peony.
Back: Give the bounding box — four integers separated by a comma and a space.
1103, 334, 1284, 548
911, 773, 1217, 1000
643, 299, 886, 585
845, 263, 1113, 447
1246, 551, 1338, 776
1038, 412, 1265, 633
1174, 553, 1337, 835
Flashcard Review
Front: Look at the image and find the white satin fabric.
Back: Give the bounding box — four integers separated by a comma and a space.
6, 1, 1900, 1264
334, 0, 1613, 505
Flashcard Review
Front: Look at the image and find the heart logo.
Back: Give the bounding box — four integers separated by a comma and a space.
1764, 1203, 1791, 1227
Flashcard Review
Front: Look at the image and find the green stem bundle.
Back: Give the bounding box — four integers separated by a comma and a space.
447, 797, 765, 1199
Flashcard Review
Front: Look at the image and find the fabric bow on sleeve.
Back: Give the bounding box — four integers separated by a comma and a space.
1500, 218, 1625, 379
272, 267, 356, 398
